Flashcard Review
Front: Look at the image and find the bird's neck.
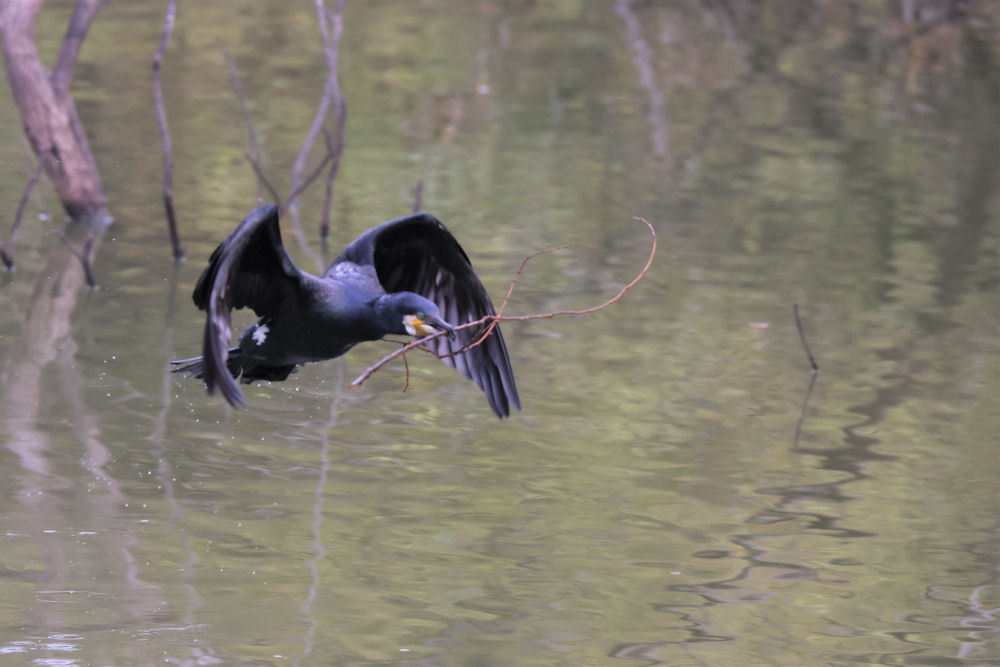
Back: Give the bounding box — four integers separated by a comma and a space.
370, 294, 405, 337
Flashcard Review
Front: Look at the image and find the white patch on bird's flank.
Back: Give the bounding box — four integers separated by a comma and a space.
252, 324, 269, 346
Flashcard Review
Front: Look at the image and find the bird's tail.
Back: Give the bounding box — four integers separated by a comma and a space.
170, 347, 242, 380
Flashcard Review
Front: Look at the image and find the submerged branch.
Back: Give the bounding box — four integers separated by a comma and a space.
152, 0, 184, 261
351, 217, 657, 389
317, 0, 347, 241
53, 230, 97, 289
279, 146, 336, 214
245, 152, 282, 205
793, 303, 819, 372
224, 0, 346, 240
412, 180, 424, 213
223, 45, 264, 200
289, 0, 348, 215
1, 160, 43, 270
320, 107, 346, 241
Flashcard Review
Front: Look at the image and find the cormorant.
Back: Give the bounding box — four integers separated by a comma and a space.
172, 204, 519, 417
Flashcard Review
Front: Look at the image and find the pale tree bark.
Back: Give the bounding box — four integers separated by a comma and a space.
0, 0, 109, 223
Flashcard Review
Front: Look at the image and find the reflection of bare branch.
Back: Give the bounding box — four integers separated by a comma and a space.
0, 231, 172, 633
1, 242, 86, 479
150, 269, 205, 626
297, 369, 344, 666
351, 217, 656, 389
615, 0, 670, 164
792, 372, 818, 451
57, 337, 161, 601
152, 0, 184, 260
1, 160, 43, 270
955, 583, 1000, 661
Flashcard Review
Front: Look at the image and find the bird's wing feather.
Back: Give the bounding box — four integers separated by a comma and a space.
333, 212, 520, 417
191, 203, 306, 405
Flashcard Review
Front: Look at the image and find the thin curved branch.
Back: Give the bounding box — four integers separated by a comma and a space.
447, 241, 578, 358
351, 217, 657, 389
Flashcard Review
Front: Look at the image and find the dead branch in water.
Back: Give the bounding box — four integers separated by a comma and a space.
289, 0, 348, 225
412, 180, 424, 213
53, 230, 97, 288
222, 43, 282, 204
281, 146, 336, 213
227, 104, 336, 222
152, 0, 184, 260
0, 0, 108, 221
222, 46, 264, 199
793, 303, 819, 372
1, 160, 43, 270
320, 99, 346, 242
351, 216, 657, 389
245, 152, 282, 205
316, 0, 347, 241
222, 0, 346, 255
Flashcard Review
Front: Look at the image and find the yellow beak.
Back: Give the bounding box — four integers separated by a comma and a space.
412, 316, 436, 337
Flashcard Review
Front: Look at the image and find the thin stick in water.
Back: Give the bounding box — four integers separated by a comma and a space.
320, 108, 346, 241
289, 0, 348, 213
793, 303, 819, 372
152, 0, 184, 261
1, 160, 43, 270
246, 152, 282, 206
53, 230, 97, 288
412, 180, 424, 213
223, 45, 264, 200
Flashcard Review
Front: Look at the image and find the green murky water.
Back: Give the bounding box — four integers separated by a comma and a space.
1, 1, 997, 664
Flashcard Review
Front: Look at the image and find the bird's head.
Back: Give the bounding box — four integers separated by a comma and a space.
376, 292, 456, 340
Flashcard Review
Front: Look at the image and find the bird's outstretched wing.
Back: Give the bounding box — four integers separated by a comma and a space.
333, 212, 520, 418
191, 203, 305, 405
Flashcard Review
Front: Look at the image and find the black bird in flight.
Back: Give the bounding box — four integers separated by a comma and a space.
172, 204, 520, 417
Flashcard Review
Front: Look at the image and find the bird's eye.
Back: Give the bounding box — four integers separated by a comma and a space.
416, 311, 425, 319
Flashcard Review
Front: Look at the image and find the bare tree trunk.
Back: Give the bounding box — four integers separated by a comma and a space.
0, 0, 109, 223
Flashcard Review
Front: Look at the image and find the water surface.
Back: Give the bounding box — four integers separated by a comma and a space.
0, 1, 997, 664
